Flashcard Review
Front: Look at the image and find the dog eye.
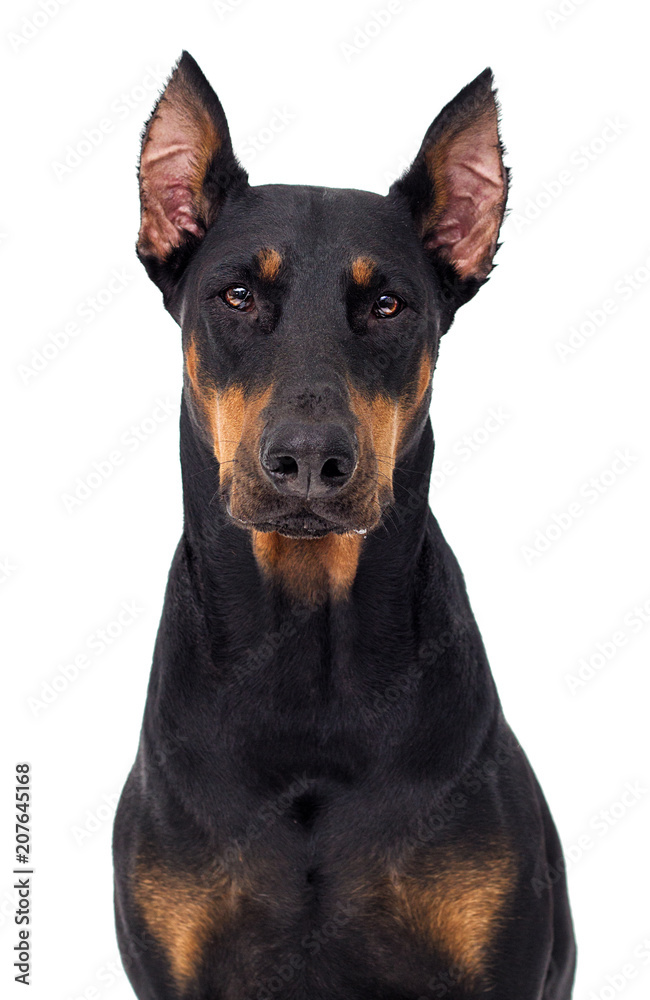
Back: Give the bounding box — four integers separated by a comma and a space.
221, 285, 255, 312
372, 294, 404, 319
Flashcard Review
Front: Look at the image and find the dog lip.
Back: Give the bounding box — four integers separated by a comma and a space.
226, 507, 361, 539
247, 515, 349, 539
225, 499, 371, 538
256, 522, 335, 539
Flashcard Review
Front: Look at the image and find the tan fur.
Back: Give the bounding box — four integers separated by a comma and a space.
412, 350, 433, 411
350, 256, 376, 287
391, 845, 516, 982
133, 858, 239, 992
184, 338, 432, 605
257, 247, 282, 281
347, 349, 432, 503
251, 531, 363, 605
184, 335, 271, 480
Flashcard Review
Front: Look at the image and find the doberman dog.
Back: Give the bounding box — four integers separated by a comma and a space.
113, 52, 576, 1000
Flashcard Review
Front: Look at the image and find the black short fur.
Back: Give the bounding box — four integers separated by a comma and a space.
113, 52, 576, 1000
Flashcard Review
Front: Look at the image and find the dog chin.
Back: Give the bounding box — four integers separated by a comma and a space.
250, 515, 361, 539
227, 505, 370, 539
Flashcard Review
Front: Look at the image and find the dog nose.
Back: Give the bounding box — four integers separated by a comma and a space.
260, 422, 358, 499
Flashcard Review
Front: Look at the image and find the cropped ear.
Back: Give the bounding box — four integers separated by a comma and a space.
136, 51, 248, 300
389, 68, 508, 306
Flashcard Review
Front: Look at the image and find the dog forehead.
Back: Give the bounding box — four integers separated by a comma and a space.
200, 183, 421, 269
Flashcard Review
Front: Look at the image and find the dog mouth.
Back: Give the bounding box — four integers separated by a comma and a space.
228, 507, 369, 539
223, 459, 387, 540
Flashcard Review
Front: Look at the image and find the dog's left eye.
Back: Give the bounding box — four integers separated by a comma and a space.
372, 294, 404, 319
221, 285, 255, 312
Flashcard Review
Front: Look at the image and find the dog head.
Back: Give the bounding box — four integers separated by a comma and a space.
137, 52, 508, 541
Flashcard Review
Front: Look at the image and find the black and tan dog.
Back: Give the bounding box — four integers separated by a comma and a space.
113, 52, 576, 1000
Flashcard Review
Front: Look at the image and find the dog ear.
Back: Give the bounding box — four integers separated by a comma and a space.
136, 51, 248, 300
389, 68, 508, 308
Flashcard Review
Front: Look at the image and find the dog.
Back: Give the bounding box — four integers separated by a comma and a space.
113, 52, 576, 1000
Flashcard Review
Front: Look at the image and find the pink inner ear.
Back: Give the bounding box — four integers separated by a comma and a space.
140, 141, 205, 254
138, 92, 220, 261
425, 121, 506, 281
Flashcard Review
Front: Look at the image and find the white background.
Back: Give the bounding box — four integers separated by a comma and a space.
2, 0, 649, 998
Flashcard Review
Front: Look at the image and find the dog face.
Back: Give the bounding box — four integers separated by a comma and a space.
136, 52, 507, 540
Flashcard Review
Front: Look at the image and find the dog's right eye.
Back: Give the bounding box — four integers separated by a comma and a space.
221, 285, 255, 312
371, 294, 405, 319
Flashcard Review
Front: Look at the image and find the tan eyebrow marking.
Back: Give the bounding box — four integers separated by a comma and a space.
256, 247, 282, 281
350, 255, 376, 287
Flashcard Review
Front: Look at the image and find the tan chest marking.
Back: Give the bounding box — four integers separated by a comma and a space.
391, 846, 516, 982
251, 530, 363, 605
133, 858, 239, 992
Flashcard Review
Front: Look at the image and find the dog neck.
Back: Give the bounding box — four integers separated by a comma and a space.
159, 396, 496, 773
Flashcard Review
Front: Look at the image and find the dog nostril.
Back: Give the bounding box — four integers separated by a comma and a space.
266, 454, 298, 477
321, 457, 349, 482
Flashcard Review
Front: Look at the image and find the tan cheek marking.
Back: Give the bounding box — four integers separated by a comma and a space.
211, 386, 247, 466
395, 349, 432, 453
257, 247, 282, 281
391, 848, 516, 982
184, 336, 202, 400
347, 349, 432, 495
351, 255, 376, 287
251, 531, 363, 605
184, 336, 272, 474
413, 350, 432, 409
133, 859, 239, 992
348, 385, 400, 498
184, 336, 246, 467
